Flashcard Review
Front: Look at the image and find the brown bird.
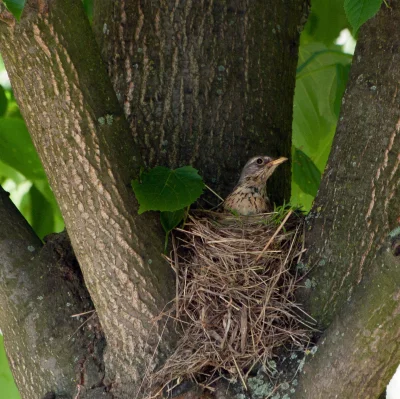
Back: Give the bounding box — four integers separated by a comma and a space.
224, 155, 287, 215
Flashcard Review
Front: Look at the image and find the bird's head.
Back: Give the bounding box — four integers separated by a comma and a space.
238, 155, 287, 187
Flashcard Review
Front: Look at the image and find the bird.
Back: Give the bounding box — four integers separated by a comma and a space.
223, 155, 287, 215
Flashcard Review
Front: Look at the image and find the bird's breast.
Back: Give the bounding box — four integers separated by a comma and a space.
224, 185, 270, 215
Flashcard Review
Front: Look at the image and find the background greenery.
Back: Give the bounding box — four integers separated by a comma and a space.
0, 0, 360, 397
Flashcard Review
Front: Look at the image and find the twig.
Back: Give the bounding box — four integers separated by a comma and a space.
68, 312, 96, 341
205, 184, 224, 202
172, 233, 180, 318
256, 210, 293, 262
70, 309, 96, 318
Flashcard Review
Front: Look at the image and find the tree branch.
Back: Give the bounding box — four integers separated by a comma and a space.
294, 233, 400, 398
302, 1, 400, 327
294, 2, 400, 396
0, 1, 176, 396
0, 186, 106, 398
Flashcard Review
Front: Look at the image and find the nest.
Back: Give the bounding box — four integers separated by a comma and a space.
150, 209, 312, 395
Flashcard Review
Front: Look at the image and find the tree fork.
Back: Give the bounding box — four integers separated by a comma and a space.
0, 0, 309, 397
93, 0, 309, 203
0, 1, 176, 396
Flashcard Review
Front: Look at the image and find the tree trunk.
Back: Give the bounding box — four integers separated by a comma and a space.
92, 0, 307, 203
0, 1, 176, 397
0, 0, 307, 397
293, 2, 400, 397
0, 187, 107, 399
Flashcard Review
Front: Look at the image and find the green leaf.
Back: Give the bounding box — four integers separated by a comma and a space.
9, 180, 32, 224
2, 0, 27, 21
0, 336, 20, 399
160, 209, 186, 234
303, 0, 350, 45
0, 86, 7, 116
82, 0, 93, 22
30, 184, 55, 239
294, 44, 351, 157
344, 0, 383, 33
33, 179, 64, 233
131, 166, 204, 214
333, 63, 351, 118
291, 43, 352, 211
0, 118, 46, 180
292, 147, 321, 198
0, 159, 24, 184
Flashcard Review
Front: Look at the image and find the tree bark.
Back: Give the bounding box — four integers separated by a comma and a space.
0, 1, 176, 397
294, 236, 400, 398
301, 1, 400, 327
293, 2, 400, 397
0, 0, 307, 398
0, 187, 107, 399
92, 0, 308, 203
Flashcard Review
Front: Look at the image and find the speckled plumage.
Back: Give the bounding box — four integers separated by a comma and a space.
224, 155, 287, 215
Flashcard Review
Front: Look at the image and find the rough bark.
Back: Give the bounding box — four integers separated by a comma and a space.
301, 1, 400, 327
0, 1, 176, 397
92, 0, 309, 204
0, 0, 308, 397
294, 236, 400, 398
0, 187, 107, 399
3, 0, 399, 397
293, 2, 400, 397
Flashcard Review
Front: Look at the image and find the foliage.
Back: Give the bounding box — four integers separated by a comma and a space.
0, 86, 6, 116
0, 119, 45, 180
0, 81, 64, 239
0, 0, 370, 393
291, 43, 352, 210
292, 148, 321, 198
0, 0, 93, 22
303, 0, 350, 45
160, 209, 186, 236
131, 166, 204, 214
132, 166, 204, 244
344, 0, 383, 34
0, 335, 20, 399
0, 0, 26, 20
82, 0, 93, 22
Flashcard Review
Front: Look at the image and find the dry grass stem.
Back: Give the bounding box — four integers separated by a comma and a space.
147, 210, 312, 395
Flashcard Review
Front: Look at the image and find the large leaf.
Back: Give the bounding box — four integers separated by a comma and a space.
344, 0, 383, 34
30, 184, 55, 239
33, 179, 64, 233
303, 0, 350, 45
0, 86, 7, 116
0, 159, 24, 184
160, 209, 186, 234
333, 63, 351, 118
131, 166, 205, 214
291, 43, 352, 211
0, 336, 20, 399
82, 0, 93, 22
1, 0, 26, 21
292, 147, 321, 198
0, 118, 46, 180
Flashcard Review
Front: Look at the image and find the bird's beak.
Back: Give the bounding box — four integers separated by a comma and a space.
268, 157, 288, 166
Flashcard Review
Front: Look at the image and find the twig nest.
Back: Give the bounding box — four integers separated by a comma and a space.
153, 210, 311, 393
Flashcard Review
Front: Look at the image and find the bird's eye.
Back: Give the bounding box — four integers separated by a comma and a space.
256, 158, 263, 165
